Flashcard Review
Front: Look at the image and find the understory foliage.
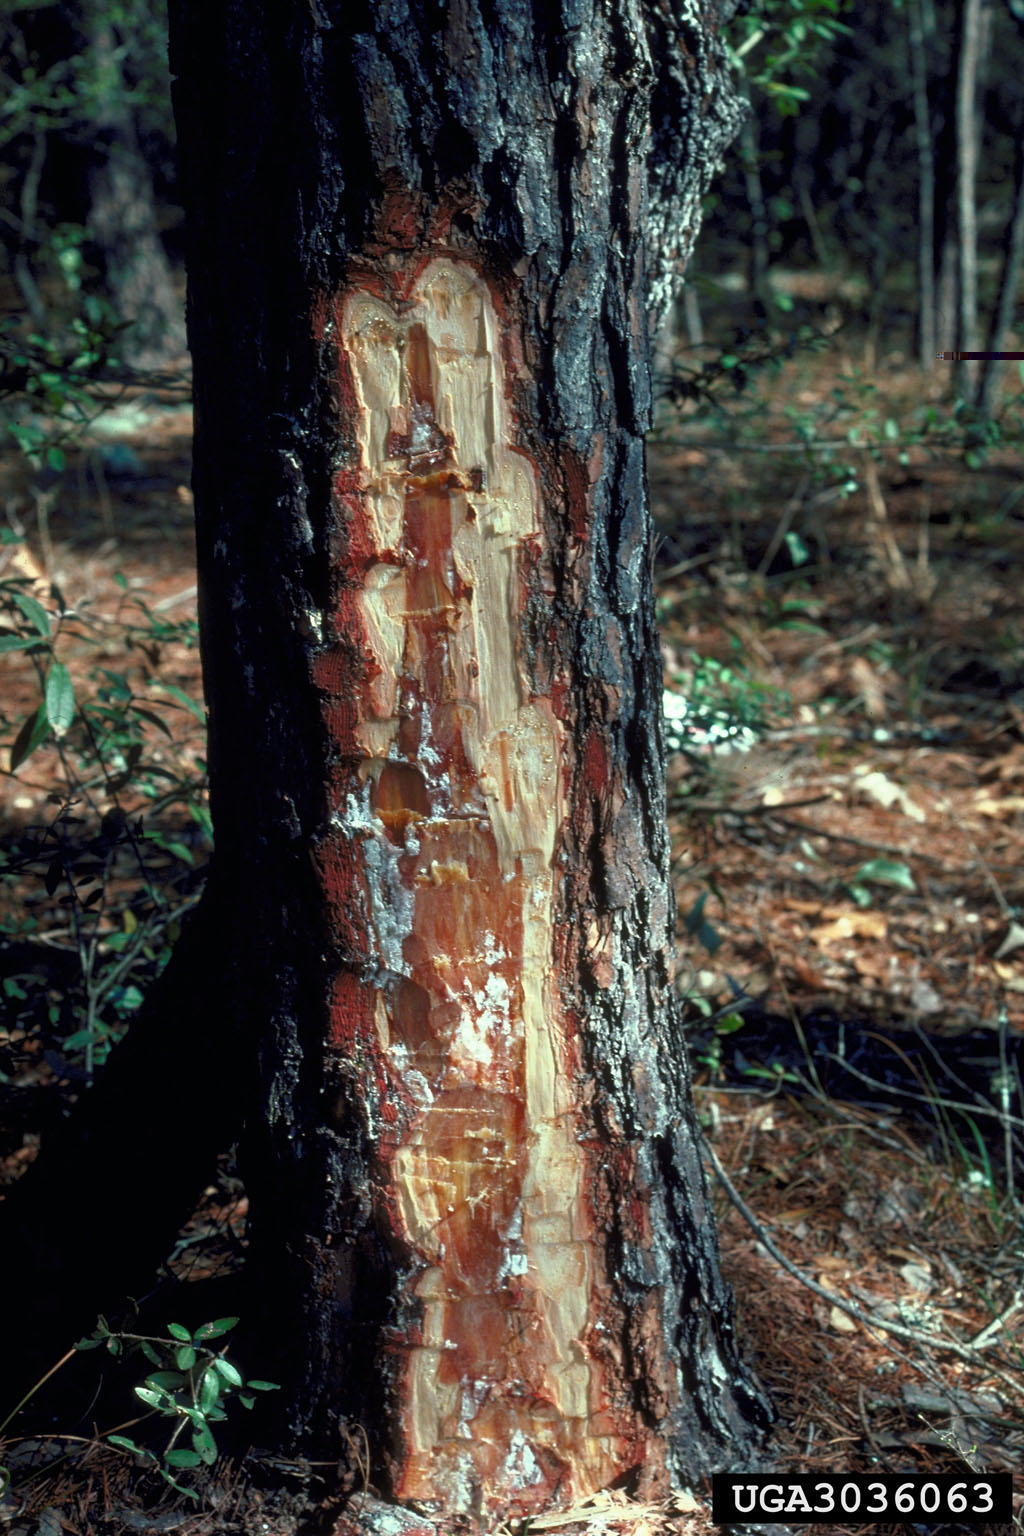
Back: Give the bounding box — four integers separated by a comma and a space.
1, 565, 208, 1084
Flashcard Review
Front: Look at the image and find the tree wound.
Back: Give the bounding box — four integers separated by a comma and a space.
334, 260, 631, 1513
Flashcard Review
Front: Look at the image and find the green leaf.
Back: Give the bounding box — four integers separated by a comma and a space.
10, 703, 50, 771
852, 857, 916, 892
767, 80, 810, 102
111, 983, 145, 1015
167, 1322, 192, 1342
884, 417, 899, 440
134, 1386, 168, 1409
191, 1424, 219, 1465
159, 1471, 200, 1502
198, 1369, 222, 1413
10, 589, 50, 638
175, 1344, 197, 1370
108, 1435, 154, 1460
0, 633, 39, 653
213, 1357, 242, 1388
164, 1448, 202, 1469
741, 1061, 800, 1086
129, 704, 174, 738
146, 1370, 186, 1391
683, 892, 721, 955
45, 661, 75, 737
140, 1341, 162, 1366
783, 531, 810, 567
244, 1380, 281, 1392
239, 1394, 255, 1409
714, 1012, 747, 1036
159, 839, 194, 864
44, 854, 64, 896
156, 681, 205, 722
193, 1317, 238, 1340
61, 1028, 95, 1051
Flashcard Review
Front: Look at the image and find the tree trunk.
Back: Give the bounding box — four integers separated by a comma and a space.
909, 0, 937, 368
85, 5, 186, 368
933, 4, 961, 359
740, 91, 772, 319
955, 0, 990, 399
978, 97, 1024, 416
168, 0, 770, 1519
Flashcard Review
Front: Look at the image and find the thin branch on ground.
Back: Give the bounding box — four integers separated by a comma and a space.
701, 1133, 1024, 1380
673, 794, 830, 817
769, 814, 988, 873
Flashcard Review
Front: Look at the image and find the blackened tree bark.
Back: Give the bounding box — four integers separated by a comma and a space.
161, 0, 769, 1520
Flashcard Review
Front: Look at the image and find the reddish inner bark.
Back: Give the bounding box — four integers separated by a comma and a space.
323, 260, 641, 1515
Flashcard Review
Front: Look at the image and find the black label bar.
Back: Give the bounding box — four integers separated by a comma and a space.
712, 1472, 1013, 1525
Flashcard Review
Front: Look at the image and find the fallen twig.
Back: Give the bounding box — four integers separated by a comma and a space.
969, 1289, 1024, 1350
701, 1134, 1023, 1372
674, 794, 829, 817
770, 813, 999, 875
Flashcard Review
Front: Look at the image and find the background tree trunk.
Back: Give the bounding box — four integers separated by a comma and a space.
740, 94, 772, 320
955, 0, 986, 398
82, 1, 185, 367
164, 0, 770, 1519
909, 0, 937, 367
978, 125, 1024, 414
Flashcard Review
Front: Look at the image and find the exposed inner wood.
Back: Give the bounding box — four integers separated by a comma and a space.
340, 260, 627, 1513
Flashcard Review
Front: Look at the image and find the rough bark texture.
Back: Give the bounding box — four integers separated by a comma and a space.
168, 0, 769, 1519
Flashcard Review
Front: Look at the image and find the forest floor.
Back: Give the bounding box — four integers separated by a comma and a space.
0, 309, 1022, 1533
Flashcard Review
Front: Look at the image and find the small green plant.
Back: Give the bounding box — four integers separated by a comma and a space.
0, 311, 126, 470
1, 573, 208, 1082
691, 1008, 748, 1079
846, 856, 916, 908
655, 323, 830, 420
77, 1316, 279, 1499
665, 650, 784, 767
0, 1317, 278, 1506
725, 0, 853, 115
